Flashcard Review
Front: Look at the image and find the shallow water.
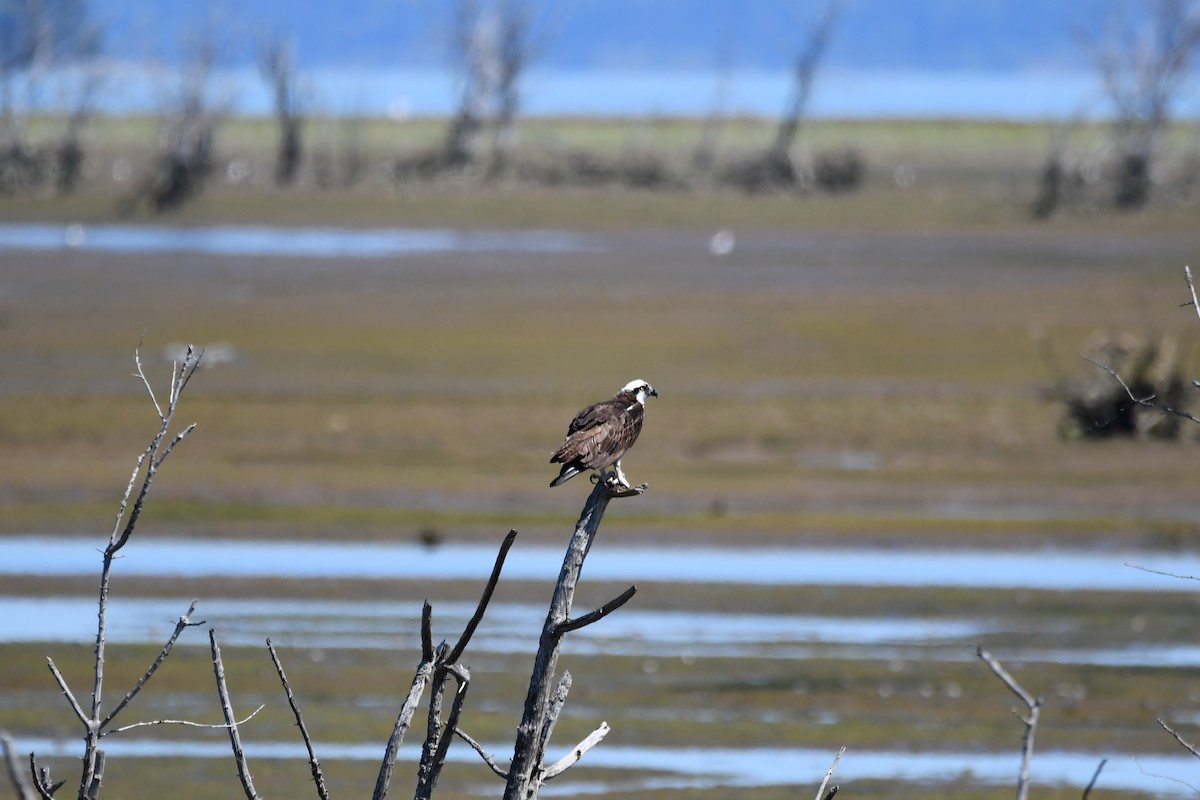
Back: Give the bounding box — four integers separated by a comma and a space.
0, 223, 595, 258
0, 535, 1193, 592
14, 734, 1199, 795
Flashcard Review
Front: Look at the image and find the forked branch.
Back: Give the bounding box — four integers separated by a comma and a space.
503, 477, 644, 799
978, 646, 1041, 800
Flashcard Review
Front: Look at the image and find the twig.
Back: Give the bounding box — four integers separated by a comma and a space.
1127, 562, 1200, 582
1083, 354, 1200, 424
1157, 718, 1200, 758
1133, 754, 1200, 793
133, 342, 163, 420
815, 746, 845, 800
1082, 758, 1107, 800
101, 600, 205, 728
978, 646, 1041, 800
268, 638, 331, 800
453, 727, 508, 779
542, 722, 610, 780
211, 629, 261, 800
106, 705, 264, 735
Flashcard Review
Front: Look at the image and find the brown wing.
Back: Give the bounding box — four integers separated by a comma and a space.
551, 396, 643, 471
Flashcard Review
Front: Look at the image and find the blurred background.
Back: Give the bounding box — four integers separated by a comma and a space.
3, 2, 1200, 799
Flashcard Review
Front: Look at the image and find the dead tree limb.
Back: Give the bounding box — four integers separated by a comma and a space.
815, 746, 845, 800
372, 530, 518, 800
267, 638, 330, 800
25, 343, 203, 800
27, 754, 61, 800
1, 730, 35, 800
1082, 757, 1107, 800
1157, 718, 1200, 758
978, 646, 1041, 800
502, 478, 641, 800
211, 629, 261, 800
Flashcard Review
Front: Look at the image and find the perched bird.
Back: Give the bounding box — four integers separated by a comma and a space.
550, 379, 658, 488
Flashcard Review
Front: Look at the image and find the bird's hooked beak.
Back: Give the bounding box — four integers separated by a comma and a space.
648, 386, 659, 398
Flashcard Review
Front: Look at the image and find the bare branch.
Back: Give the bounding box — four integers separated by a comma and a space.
420, 600, 434, 663
1133, 754, 1200, 793
1158, 717, 1200, 758
815, 746, 846, 800
267, 638, 331, 800
542, 722, 610, 780
101, 600, 204, 729
1, 731, 35, 800
1082, 757, 1107, 800
978, 646, 1041, 800
372, 660, 433, 800
446, 529, 517, 663
418, 667, 471, 799
45, 657, 88, 724
210, 629, 261, 800
133, 344, 163, 420
557, 585, 637, 636
26, 755, 58, 800
106, 705, 264, 735
453, 726, 509, 778
1083, 354, 1200, 424
1126, 561, 1200, 581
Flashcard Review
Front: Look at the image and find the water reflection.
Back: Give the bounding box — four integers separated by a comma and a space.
0, 223, 595, 257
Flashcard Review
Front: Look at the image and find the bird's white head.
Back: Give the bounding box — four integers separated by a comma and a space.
621, 379, 658, 405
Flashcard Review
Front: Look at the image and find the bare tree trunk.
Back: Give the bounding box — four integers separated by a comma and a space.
255, 28, 304, 186
767, 0, 842, 163
503, 478, 639, 800
1091, 0, 1200, 209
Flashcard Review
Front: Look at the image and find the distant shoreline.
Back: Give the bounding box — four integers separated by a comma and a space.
17, 62, 1200, 121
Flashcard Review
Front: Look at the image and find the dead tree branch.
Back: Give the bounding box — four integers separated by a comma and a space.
503, 479, 642, 800
267, 638, 330, 800
211, 629, 261, 800
815, 746, 845, 800
978, 646, 1041, 800
26, 343, 204, 800
372, 530, 518, 800
1, 730, 35, 800
453, 727, 508, 778
1158, 718, 1200, 758
27, 753, 61, 800
1082, 758, 1107, 800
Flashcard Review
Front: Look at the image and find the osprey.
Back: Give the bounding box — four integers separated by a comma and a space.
550, 379, 658, 488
